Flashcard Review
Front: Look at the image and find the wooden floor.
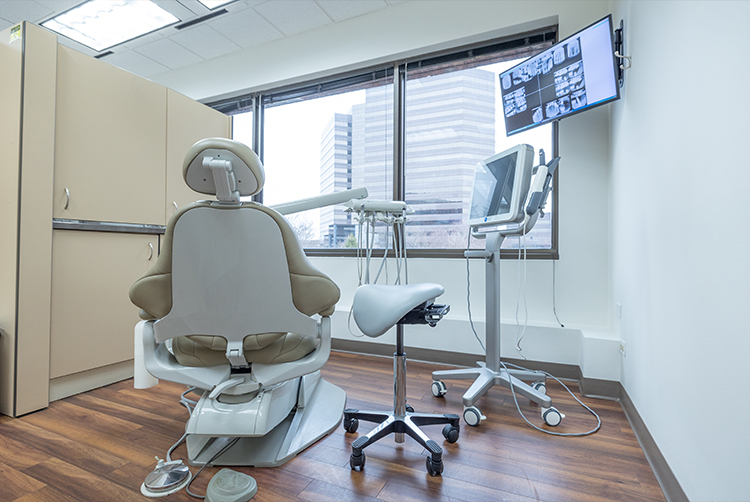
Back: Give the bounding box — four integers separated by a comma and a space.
0, 351, 666, 502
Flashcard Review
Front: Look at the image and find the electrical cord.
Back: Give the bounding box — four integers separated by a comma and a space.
465, 230, 486, 353
500, 359, 601, 437
160, 388, 242, 499
514, 231, 529, 358
463, 232, 601, 437
185, 437, 241, 499
552, 259, 564, 327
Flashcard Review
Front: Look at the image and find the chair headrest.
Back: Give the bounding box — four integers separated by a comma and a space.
183, 138, 264, 202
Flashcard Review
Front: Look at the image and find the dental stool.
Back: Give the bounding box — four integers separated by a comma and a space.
344, 283, 459, 476
130, 138, 346, 470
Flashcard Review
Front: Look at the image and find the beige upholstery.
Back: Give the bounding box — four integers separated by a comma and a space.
129, 139, 339, 367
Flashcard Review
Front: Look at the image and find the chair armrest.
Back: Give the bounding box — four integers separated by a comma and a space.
251, 316, 332, 388
136, 320, 231, 391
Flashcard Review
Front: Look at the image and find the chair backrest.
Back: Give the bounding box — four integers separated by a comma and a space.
130, 138, 339, 360
153, 205, 316, 344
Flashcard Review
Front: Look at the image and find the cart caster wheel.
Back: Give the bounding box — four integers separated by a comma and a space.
343, 417, 359, 433
463, 406, 485, 427
350, 451, 365, 471
442, 424, 459, 443
405, 404, 415, 413
542, 406, 564, 426
426, 456, 443, 476
431, 380, 447, 397
532, 382, 547, 394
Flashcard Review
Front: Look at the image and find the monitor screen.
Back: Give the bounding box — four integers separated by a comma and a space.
500, 15, 620, 136
468, 144, 534, 227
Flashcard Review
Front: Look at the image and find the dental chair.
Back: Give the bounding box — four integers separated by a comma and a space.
130, 138, 346, 470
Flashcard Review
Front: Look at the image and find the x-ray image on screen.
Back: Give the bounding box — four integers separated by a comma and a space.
500, 15, 619, 136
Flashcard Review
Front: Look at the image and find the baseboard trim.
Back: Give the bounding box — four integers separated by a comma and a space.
619, 385, 688, 502
332, 339, 684, 501
330, 339, 619, 400
49, 360, 134, 402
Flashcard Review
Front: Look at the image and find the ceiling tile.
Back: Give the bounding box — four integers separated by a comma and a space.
101, 49, 170, 78
252, 0, 332, 36
0, 0, 53, 23
33, 0, 82, 16
315, 0, 386, 23
135, 37, 203, 70
169, 24, 241, 60
0, 18, 12, 30
209, 5, 283, 48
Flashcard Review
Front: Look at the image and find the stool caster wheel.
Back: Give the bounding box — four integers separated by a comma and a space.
463, 406, 485, 427
350, 451, 366, 471
532, 382, 547, 394
343, 417, 359, 433
426, 456, 443, 476
542, 406, 565, 426
405, 404, 415, 413
431, 380, 447, 397
442, 424, 459, 443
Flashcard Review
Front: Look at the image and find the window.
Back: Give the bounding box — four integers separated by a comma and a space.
403, 59, 554, 251
212, 27, 558, 258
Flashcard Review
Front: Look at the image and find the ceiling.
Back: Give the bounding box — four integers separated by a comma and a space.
0, 0, 406, 79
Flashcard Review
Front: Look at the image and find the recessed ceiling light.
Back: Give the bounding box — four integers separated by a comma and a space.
197, 0, 235, 9
42, 0, 180, 52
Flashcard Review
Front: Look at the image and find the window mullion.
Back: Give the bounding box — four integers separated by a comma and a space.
253, 94, 264, 204
393, 63, 406, 203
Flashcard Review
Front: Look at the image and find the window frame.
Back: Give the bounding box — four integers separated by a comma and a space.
207, 25, 560, 260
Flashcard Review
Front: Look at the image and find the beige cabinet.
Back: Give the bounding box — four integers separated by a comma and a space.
0, 22, 56, 417
49, 230, 157, 379
2, 23, 234, 416
166, 89, 232, 220
53, 46, 167, 225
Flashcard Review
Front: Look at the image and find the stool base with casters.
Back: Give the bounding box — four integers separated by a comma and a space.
344, 284, 459, 476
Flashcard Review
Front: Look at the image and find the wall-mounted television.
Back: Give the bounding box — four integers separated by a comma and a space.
500, 15, 620, 136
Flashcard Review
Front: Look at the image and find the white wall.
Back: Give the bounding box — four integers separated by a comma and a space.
609, 1, 750, 501
154, 0, 620, 379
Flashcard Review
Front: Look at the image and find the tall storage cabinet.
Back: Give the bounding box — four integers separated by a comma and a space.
0, 23, 56, 417
53, 46, 167, 224
0, 22, 232, 417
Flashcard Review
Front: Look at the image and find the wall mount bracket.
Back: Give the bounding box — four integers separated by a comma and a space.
614, 19, 631, 88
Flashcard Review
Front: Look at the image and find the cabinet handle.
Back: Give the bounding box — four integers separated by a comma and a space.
173, 201, 178, 212
148, 242, 154, 261
64, 188, 70, 210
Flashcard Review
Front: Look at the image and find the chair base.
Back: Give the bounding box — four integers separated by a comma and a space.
344, 408, 460, 476
432, 361, 552, 426
185, 377, 346, 467
343, 349, 460, 476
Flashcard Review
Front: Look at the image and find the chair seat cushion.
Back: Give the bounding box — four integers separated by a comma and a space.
171, 332, 319, 367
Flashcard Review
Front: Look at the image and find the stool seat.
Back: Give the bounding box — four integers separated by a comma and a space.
352, 283, 444, 338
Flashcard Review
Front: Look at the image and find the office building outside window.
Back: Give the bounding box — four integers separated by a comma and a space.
221, 28, 557, 255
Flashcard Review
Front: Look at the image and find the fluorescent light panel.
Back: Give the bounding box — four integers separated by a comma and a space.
197, 0, 235, 9
42, 0, 179, 52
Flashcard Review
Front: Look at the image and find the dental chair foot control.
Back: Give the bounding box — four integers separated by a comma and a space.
141, 458, 192, 498
205, 468, 258, 502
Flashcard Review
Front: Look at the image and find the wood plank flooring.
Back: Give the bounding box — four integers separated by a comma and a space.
0, 351, 666, 502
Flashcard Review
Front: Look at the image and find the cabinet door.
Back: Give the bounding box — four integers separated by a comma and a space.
53, 46, 166, 225
49, 230, 157, 379
166, 89, 231, 220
